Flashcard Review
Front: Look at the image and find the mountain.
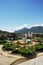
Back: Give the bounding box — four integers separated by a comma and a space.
15, 27, 30, 34
30, 26, 43, 33
15, 26, 43, 34
0, 26, 43, 40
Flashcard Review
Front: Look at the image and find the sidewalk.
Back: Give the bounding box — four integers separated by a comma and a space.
18, 55, 43, 65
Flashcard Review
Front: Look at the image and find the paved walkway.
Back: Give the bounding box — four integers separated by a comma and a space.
0, 45, 23, 65
18, 56, 43, 65
0, 55, 16, 65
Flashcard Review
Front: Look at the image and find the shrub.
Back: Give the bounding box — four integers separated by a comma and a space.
19, 46, 36, 58
2, 43, 17, 51
0, 40, 6, 45
35, 43, 43, 52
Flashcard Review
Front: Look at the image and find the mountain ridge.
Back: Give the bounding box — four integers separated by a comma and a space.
15, 26, 43, 34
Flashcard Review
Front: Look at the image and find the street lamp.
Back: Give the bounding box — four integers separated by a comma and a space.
26, 47, 35, 65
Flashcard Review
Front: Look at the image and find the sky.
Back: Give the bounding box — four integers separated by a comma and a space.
0, 0, 43, 32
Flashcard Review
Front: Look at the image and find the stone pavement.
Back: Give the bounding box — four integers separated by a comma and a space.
18, 56, 43, 65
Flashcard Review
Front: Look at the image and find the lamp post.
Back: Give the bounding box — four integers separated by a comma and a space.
30, 51, 35, 65
26, 46, 35, 65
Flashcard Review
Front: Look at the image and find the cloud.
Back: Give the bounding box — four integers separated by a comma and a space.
33, 24, 43, 27
15, 24, 29, 30
0, 24, 29, 32
15, 23, 43, 31
0, 24, 43, 32
0, 27, 15, 32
